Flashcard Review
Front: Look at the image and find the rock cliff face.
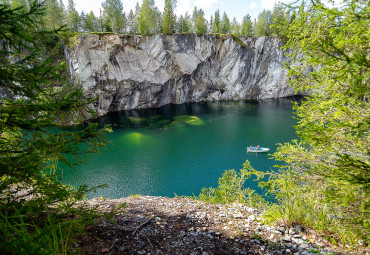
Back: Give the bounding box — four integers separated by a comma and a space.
65, 33, 295, 117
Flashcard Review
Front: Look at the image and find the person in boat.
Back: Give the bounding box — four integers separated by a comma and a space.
249, 145, 253, 151
257, 145, 260, 151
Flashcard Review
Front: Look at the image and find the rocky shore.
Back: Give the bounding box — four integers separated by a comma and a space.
77, 196, 364, 255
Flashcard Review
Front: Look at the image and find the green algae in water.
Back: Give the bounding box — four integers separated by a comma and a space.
60, 99, 298, 199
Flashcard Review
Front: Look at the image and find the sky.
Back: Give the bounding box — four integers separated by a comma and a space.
62, 0, 290, 22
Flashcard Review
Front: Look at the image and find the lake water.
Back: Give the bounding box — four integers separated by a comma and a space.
61, 98, 298, 199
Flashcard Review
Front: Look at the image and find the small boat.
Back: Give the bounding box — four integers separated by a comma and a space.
247, 147, 270, 153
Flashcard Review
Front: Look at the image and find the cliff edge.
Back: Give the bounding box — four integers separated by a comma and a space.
65, 34, 296, 117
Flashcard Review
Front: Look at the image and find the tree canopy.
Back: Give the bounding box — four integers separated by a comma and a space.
270, 0, 369, 243
0, 0, 109, 208
161, 0, 176, 34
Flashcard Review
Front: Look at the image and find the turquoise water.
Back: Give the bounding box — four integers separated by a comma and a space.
61, 98, 298, 199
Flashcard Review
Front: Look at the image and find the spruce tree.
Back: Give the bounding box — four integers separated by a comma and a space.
270, 2, 289, 36
177, 12, 191, 33
194, 13, 206, 36
255, 9, 272, 36
43, 0, 65, 30
102, 0, 126, 33
126, 9, 135, 33
0, 0, 109, 213
219, 11, 230, 34
209, 15, 213, 33
66, 0, 79, 32
231, 17, 240, 37
138, 0, 158, 35
241, 14, 253, 36
82, 11, 99, 32
212, 9, 220, 33
162, 0, 176, 35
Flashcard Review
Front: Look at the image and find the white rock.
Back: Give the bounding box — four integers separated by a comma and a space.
247, 215, 256, 222
66, 34, 299, 117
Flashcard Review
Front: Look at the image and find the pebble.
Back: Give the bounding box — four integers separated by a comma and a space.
81, 196, 342, 255
248, 215, 255, 222
289, 227, 298, 235
277, 226, 286, 233
282, 235, 292, 242
300, 243, 309, 249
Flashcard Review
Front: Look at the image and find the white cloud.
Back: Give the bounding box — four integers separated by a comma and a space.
248, 1, 258, 9
260, 0, 277, 9
175, 0, 194, 16
194, 0, 219, 11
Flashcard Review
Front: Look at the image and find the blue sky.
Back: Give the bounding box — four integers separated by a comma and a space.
63, 0, 288, 22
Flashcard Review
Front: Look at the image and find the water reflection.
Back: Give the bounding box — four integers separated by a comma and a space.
62, 98, 299, 199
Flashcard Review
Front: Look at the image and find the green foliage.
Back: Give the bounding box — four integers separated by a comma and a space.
138, 0, 160, 35
101, 0, 126, 33
162, 0, 176, 35
198, 0, 369, 246
66, 0, 79, 32
81, 11, 99, 32
265, 0, 369, 245
212, 9, 220, 33
194, 13, 207, 36
270, 2, 290, 37
0, 1, 111, 252
255, 9, 272, 36
241, 14, 253, 37
231, 17, 240, 38
198, 161, 266, 208
43, 0, 65, 31
177, 13, 191, 34
219, 11, 230, 34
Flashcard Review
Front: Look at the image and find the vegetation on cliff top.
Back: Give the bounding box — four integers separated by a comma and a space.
3, 0, 292, 37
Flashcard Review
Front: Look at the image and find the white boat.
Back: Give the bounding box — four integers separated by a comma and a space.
247, 147, 270, 153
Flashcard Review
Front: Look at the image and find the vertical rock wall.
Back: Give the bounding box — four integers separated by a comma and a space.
65, 33, 295, 117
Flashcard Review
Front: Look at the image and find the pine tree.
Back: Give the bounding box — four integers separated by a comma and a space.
194, 13, 207, 36
132, 2, 141, 34
43, 0, 65, 30
0, 0, 109, 216
191, 7, 204, 31
138, 0, 159, 35
241, 14, 253, 36
66, 0, 79, 32
209, 15, 213, 33
212, 9, 220, 33
162, 0, 176, 34
102, 0, 126, 33
270, 2, 289, 36
126, 9, 135, 33
219, 11, 230, 34
177, 12, 191, 33
82, 11, 99, 32
231, 17, 240, 37
255, 9, 272, 36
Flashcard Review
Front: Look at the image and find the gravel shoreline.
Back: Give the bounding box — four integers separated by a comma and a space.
78, 196, 366, 255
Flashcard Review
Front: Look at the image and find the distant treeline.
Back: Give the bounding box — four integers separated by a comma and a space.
2, 0, 296, 36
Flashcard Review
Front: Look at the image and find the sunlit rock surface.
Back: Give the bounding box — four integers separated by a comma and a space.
65, 33, 296, 116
